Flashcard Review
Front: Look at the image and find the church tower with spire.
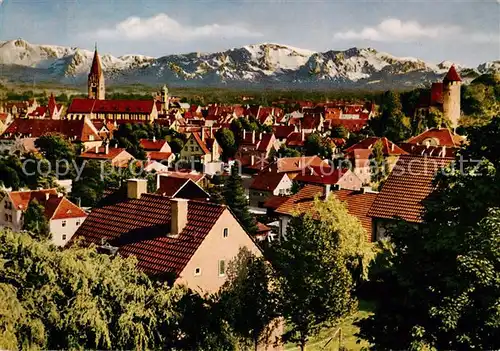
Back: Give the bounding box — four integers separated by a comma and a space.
88, 44, 105, 100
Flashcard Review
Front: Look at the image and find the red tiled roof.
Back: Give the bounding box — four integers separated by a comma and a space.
68, 99, 155, 115
0, 113, 8, 122
140, 138, 169, 151
272, 125, 295, 139
345, 137, 408, 156
1, 119, 101, 142
80, 147, 129, 161
162, 171, 205, 183
276, 156, 325, 173
27, 106, 48, 118
294, 167, 348, 185
285, 132, 310, 147
147, 151, 173, 161
276, 185, 377, 242
444, 65, 461, 83
398, 143, 458, 158
256, 222, 271, 234
406, 128, 465, 147
301, 113, 322, 130
156, 177, 190, 197
256, 133, 275, 152
72, 194, 227, 276
262, 195, 290, 210
44, 196, 87, 220
328, 119, 368, 132
192, 132, 211, 155
8, 189, 57, 210
48, 94, 57, 117
368, 155, 453, 223
250, 171, 288, 191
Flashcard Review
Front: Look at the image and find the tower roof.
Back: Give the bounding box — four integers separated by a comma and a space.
89, 48, 103, 77
443, 65, 461, 83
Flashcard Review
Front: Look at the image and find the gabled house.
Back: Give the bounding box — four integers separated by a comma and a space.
156, 175, 209, 200
368, 155, 453, 240
0, 189, 87, 246
275, 184, 378, 242
249, 172, 293, 207
140, 137, 172, 153
72, 179, 262, 293
272, 125, 296, 145
238, 131, 278, 163
26, 94, 64, 119
180, 131, 221, 168
345, 136, 408, 172
405, 128, 466, 147
0, 112, 13, 134
80, 145, 135, 167
293, 166, 362, 190
0, 117, 102, 152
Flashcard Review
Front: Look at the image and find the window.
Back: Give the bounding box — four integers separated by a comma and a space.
62, 220, 67, 227
218, 260, 226, 276
4, 214, 8, 222
223, 228, 228, 238
62, 234, 67, 241
194, 267, 201, 276
76, 220, 81, 226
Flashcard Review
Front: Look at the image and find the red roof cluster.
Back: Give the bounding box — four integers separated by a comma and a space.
140, 138, 170, 151
1, 118, 101, 142
406, 128, 465, 147
68, 99, 156, 115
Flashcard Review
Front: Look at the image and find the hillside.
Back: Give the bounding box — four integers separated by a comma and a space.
0, 39, 498, 89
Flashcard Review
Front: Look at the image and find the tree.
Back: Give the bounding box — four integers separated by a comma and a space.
216, 128, 237, 160
370, 91, 412, 142
223, 164, 258, 234
276, 145, 301, 158
330, 125, 349, 139
0, 161, 20, 190
0, 228, 238, 350
22, 199, 51, 241
169, 138, 185, 154
357, 117, 500, 350
370, 140, 389, 189
270, 196, 370, 350
219, 248, 279, 350
35, 133, 76, 165
304, 133, 333, 159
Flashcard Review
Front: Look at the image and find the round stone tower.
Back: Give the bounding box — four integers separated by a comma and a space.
442, 65, 461, 130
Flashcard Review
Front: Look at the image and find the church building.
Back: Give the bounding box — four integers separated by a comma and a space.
67, 46, 166, 122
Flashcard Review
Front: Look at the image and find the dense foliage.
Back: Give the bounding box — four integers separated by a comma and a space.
357, 117, 500, 350
22, 199, 51, 241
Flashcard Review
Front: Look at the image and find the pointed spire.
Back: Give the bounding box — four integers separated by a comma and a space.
48, 93, 56, 117
89, 44, 103, 77
444, 65, 461, 83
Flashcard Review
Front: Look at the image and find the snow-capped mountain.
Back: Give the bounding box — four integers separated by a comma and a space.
0, 39, 498, 89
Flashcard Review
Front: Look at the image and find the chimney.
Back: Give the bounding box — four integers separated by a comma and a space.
170, 198, 188, 237
324, 184, 331, 199
441, 145, 446, 157
127, 179, 148, 199
45, 192, 50, 200
210, 126, 213, 138
252, 130, 256, 144
243, 130, 246, 140
153, 135, 156, 142
301, 129, 305, 141
250, 155, 255, 165
105, 143, 109, 155
258, 132, 262, 141
391, 143, 394, 152
201, 127, 205, 141
95, 145, 99, 153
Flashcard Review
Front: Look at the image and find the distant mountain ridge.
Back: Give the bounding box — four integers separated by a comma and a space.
0, 39, 498, 89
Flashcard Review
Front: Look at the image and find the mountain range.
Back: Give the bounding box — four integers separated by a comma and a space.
0, 39, 498, 90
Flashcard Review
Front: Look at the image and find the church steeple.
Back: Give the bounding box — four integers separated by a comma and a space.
88, 44, 105, 100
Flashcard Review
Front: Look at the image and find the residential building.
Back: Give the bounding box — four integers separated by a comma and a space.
293, 166, 362, 190
249, 172, 293, 207
367, 155, 453, 240
275, 184, 378, 242
0, 189, 87, 246
0, 117, 102, 152
180, 131, 220, 167
26, 94, 64, 119
80, 145, 135, 167
405, 128, 466, 147
140, 137, 172, 153
156, 175, 209, 200
72, 179, 262, 293
238, 130, 278, 163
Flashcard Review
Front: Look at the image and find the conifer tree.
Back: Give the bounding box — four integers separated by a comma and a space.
223, 164, 258, 234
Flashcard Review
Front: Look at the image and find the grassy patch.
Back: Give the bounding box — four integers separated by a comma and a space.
284, 300, 375, 351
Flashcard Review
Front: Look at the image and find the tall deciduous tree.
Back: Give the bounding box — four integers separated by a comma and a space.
223, 164, 258, 234
370, 140, 389, 189
304, 133, 333, 159
270, 195, 370, 350
219, 248, 280, 350
370, 91, 412, 142
216, 128, 237, 160
357, 117, 500, 350
22, 199, 51, 241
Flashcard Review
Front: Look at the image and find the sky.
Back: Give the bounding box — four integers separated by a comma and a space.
0, 0, 498, 66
